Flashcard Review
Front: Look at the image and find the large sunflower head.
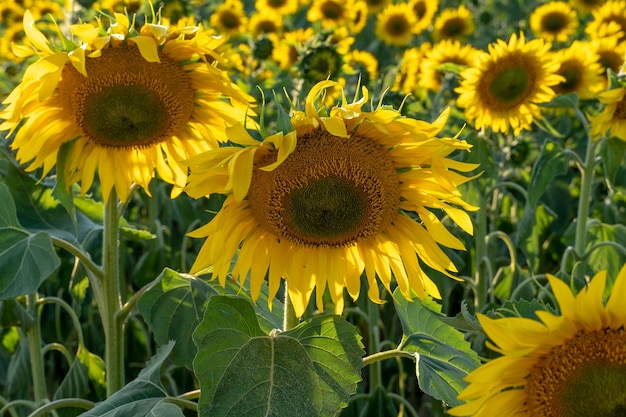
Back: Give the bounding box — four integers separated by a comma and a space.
375, 3, 417, 46
0, 10, 254, 203
530, 1, 579, 43
448, 265, 626, 417
455, 32, 564, 135
432, 5, 475, 42
550, 40, 604, 99
184, 80, 479, 317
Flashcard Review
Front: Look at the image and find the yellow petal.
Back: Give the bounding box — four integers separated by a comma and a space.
23, 10, 54, 55
128, 36, 160, 63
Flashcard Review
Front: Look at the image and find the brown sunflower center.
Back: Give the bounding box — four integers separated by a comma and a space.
248, 130, 400, 248
541, 12, 568, 34
58, 45, 194, 149
220, 10, 242, 29
385, 15, 411, 36
321, 1, 344, 20
413, 1, 426, 19
441, 18, 467, 37
598, 50, 623, 73
268, 0, 287, 7
525, 327, 626, 417
556, 61, 581, 93
485, 63, 534, 107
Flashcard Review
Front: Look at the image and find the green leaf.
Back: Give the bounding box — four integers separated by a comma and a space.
493, 299, 557, 321
394, 292, 480, 407
527, 141, 569, 208
601, 136, 626, 187
536, 92, 579, 110
137, 269, 219, 369
78, 342, 182, 417
517, 203, 556, 272
586, 222, 626, 294
137, 269, 284, 369
0, 182, 20, 228
193, 296, 363, 417
0, 229, 61, 299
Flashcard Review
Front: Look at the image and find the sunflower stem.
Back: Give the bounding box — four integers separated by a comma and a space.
25, 293, 47, 403
573, 137, 597, 278
366, 300, 383, 389
282, 283, 299, 331
102, 190, 125, 396
474, 193, 489, 310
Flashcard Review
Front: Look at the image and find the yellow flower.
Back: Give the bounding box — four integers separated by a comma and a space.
209, 0, 248, 37
550, 40, 604, 99
569, 0, 605, 15
255, 0, 300, 16
271, 27, 315, 70
393, 45, 429, 95
456, 33, 563, 135
448, 265, 626, 417
345, 49, 379, 86
589, 86, 626, 140
585, 0, 626, 42
530, 1, 579, 43
363, 0, 389, 15
589, 33, 626, 83
375, 3, 417, 46
248, 10, 284, 36
307, 0, 357, 30
432, 5, 475, 42
419, 39, 479, 91
185, 80, 479, 317
409, 0, 439, 35
0, 11, 253, 203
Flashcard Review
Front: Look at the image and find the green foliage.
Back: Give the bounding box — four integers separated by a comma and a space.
394, 292, 480, 406
193, 296, 363, 417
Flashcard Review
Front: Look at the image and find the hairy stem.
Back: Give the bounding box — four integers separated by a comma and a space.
25, 294, 47, 403
102, 190, 124, 395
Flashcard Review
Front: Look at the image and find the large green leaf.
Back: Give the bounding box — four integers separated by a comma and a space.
586, 222, 626, 293
137, 269, 219, 370
137, 269, 284, 370
0, 182, 20, 228
0, 229, 61, 299
193, 296, 363, 417
79, 342, 183, 417
394, 292, 480, 407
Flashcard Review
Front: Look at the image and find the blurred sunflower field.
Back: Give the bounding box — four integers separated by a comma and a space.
1, 0, 626, 415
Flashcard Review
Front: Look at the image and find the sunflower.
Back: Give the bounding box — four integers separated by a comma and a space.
569, 0, 605, 15
248, 10, 283, 37
375, 3, 417, 46
448, 265, 626, 417
392, 44, 430, 95
589, 85, 626, 140
184, 80, 478, 317
432, 5, 475, 42
530, 1, 579, 43
271, 27, 315, 70
363, 0, 388, 15
585, 0, 626, 42
255, 0, 300, 16
97, 0, 143, 14
307, 0, 356, 30
349, 0, 369, 34
456, 33, 563, 135
298, 44, 344, 83
345, 49, 379, 86
209, 0, 248, 37
409, 0, 439, 35
551, 40, 604, 99
0, 11, 253, 203
589, 34, 626, 86
419, 39, 478, 91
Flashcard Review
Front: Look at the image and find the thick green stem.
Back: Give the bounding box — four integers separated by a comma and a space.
474, 194, 488, 309
102, 190, 124, 396
282, 283, 299, 331
574, 138, 597, 273
366, 301, 383, 389
25, 294, 47, 403
363, 348, 415, 366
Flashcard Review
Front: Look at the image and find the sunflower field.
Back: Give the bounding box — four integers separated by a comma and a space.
0, 0, 625, 415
